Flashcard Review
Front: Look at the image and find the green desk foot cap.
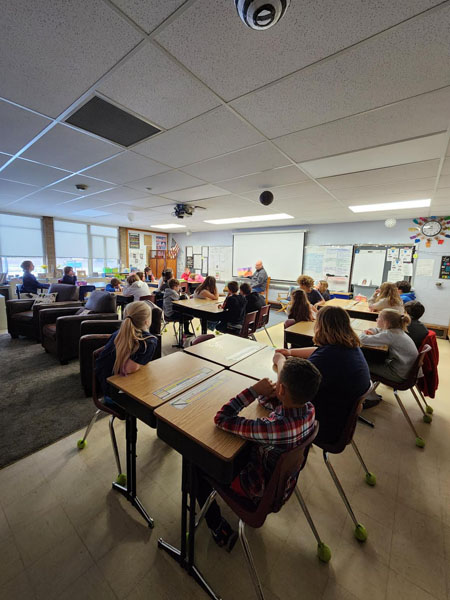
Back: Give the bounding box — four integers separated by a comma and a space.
365, 472, 377, 486
116, 473, 127, 486
415, 437, 425, 448
77, 439, 86, 450
354, 524, 368, 542
317, 542, 331, 562
163, 328, 168, 333
425, 405, 433, 414
423, 414, 432, 424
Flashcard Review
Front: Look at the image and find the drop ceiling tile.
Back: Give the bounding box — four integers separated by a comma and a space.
156, 0, 442, 100
231, 4, 450, 137
98, 43, 219, 130
330, 178, 436, 201
162, 184, 229, 202
82, 151, 167, 184
242, 181, 333, 202
340, 190, 434, 206
50, 174, 116, 196
300, 134, 447, 179
182, 143, 290, 182
433, 188, 450, 200
195, 195, 270, 218
22, 124, 121, 172
441, 158, 450, 175
111, 0, 189, 34
318, 160, 440, 190
272, 198, 344, 217
18, 189, 80, 207
119, 195, 174, 209
217, 166, 309, 194
0, 178, 38, 201
273, 87, 450, 161
0, 158, 71, 186
437, 175, 450, 189
0, 153, 12, 169
134, 107, 264, 167
59, 186, 148, 207
127, 170, 204, 195
0, 101, 52, 155
0, 0, 143, 117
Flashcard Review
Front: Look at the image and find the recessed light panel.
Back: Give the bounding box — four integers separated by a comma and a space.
349, 199, 431, 213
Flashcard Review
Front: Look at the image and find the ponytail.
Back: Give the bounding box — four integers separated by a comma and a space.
379, 308, 410, 331
113, 301, 152, 376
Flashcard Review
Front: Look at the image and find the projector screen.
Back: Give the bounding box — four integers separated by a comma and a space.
233, 230, 305, 282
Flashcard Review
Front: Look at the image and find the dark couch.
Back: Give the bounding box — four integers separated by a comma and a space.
6, 283, 81, 340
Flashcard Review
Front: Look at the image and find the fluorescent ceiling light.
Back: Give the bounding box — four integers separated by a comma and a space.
204, 213, 294, 225
73, 209, 111, 217
349, 199, 431, 213
151, 223, 186, 229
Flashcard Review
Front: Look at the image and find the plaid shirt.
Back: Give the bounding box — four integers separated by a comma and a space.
214, 388, 315, 502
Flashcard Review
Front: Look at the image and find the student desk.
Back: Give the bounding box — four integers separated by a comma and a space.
323, 298, 377, 321
184, 333, 267, 367
107, 352, 223, 526
154, 370, 265, 600
172, 297, 225, 334
229, 345, 277, 380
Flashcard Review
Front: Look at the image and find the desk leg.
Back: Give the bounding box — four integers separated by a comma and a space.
112, 415, 154, 528
200, 318, 208, 335
358, 415, 375, 428
158, 458, 221, 600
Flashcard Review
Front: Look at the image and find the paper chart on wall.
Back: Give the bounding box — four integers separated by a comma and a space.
387, 247, 399, 261
193, 255, 202, 270
416, 258, 435, 277
302, 245, 353, 291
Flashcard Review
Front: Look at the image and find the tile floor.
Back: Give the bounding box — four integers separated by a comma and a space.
0, 321, 449, 600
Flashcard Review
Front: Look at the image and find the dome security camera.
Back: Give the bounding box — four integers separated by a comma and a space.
235, 0, 290, 31
259, 190, 274, 206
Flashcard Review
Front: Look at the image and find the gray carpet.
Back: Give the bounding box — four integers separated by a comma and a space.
0, 334, 101, 468
267, 307, 288, 327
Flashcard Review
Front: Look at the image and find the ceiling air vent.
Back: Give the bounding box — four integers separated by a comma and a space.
65, 96, 160, 147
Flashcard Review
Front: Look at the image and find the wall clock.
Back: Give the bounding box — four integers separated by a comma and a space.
409, 216, 450, 247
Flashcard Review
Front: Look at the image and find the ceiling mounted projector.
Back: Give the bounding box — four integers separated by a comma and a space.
173, 203, 195, 219
235, 0, 290, 30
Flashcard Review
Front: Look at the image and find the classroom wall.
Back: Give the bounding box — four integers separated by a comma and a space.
172, 218, 450, 326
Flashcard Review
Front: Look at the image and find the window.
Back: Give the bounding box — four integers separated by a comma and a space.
0, 214, 44, 277
54, 220, 119, 276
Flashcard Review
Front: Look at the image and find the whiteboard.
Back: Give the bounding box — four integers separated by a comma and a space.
303, 245, 353, 291
208, 246, 232, 281
351, 249, 386, 286
233, 231, 305, 281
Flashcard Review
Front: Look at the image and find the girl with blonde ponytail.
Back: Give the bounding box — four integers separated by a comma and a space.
96, 301, 157, 400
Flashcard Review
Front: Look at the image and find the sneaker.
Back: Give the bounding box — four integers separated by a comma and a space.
363, 396, 382, 409
211, 518, 238, 552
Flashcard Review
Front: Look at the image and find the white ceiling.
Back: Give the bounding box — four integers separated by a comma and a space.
0, 0, 450, 233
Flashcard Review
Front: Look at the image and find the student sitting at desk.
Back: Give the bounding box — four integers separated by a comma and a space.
215, 281, 246, 333
19, 260, 50, 294
122, 273, 152, 301
368, 282, 404, 313
396, 280, 416, 303
239, 282, 265, 313
275, 306, 370, 444
180, 267, 191, 281
163, 278, 192, 337
157, 268, 173, 293
95, 301, 157, 403
190, 273, 205, 283
193, 275, 219, 300
105, 278, 122, 293
297, 275, 324, 307
288, 289, 315, 323
144, 266, 155, 282
196, 358, 320, 551
404, 301, 428, 349
316, 280, 331, 302
60, 266, 77, 285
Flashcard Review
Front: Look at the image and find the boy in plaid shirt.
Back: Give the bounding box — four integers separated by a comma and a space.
197, 356, 320, 551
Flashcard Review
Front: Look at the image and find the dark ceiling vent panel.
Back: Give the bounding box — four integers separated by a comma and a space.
65, 96, 160, 147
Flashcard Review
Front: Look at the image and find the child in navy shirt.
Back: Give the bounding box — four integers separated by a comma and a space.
60, 266, 77, 285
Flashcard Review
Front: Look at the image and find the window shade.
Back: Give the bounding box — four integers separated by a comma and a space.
0, 214, 43, 256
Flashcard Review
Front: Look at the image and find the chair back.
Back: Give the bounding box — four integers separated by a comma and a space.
239, 310, 258, 338
179, 281, 189, 293
48, 283, 79, 301
316, 384, 374, 454
85, 290, 116, 313
401, 344, 432, 389
91, 346, 124, 418
262, 276, 271, 303
284, 318, 295, 329
140, 294, 156, 303
255, 304, 270, 330
190, 334, 215, 346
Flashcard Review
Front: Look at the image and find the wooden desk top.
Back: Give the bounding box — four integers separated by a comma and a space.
184, 334, 267, 367
284, 320, 315, 337
230, 346, 278, 381
154, 371, 266, 461
325, 298, 372, 314
173, 297, 225, 315
108, 352, 223, 410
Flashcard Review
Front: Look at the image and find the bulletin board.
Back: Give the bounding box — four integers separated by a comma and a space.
208, 246, 232, 281
351, 244, 415, 287
303, 245, 353, 291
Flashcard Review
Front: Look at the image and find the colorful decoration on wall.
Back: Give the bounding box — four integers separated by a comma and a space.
408, 216, 450, 247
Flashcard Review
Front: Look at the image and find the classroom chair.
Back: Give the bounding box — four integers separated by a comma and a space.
200, 423, 330, 600
416, 330, 439, 405
238, 310, 258, 339
77, 346, 127, 486
370, 345, 432, 447
312, 384, 376, 543
251, 305, 274, 346
260, 276, 271, 305
276, 285, 296, 313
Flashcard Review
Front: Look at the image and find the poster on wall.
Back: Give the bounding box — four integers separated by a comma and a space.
129, 232, 140, 249
439, 256, 450, 279
156, 235, 167, 251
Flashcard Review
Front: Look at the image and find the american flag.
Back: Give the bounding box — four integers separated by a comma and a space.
168, 240, 180, 259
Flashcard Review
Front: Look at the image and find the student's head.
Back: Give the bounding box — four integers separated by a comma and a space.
313, 306, 360, 348
63, 266, 73, 276
184, 267, 190, 274
162, 268, 173, 282
227, 281, 239, 294
127, 273, 139, 285
404, 300, 425, 321
288, 289, 311, 323
378, 282, 402, 305
21, 260, 34, 272
239, 282, 252, 296
110, 278, 120, 288
277, 357, 321, 407
396, 280, 411, 293
377, 308, 411, 331
130, 267, 138, 273
113, 301, 152, 376
136, 271, 145, 281
317, 280, 328, 292
255, 260, 263, 270
144, 266, 152, 275
197, 275, 217, 294
296, 275, 315, 291
168, 278, 180, 290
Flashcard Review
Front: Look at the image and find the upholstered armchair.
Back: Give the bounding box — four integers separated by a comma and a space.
40, 291, 118, 364
6, 283, 81, 340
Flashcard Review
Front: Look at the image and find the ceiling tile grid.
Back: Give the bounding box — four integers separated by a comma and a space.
82, 151, 168, 184
110, 0, 187, 34
0, 101, 52, 155
217, 166, 310, 194
0, 158, 71, 187
126, 170, 204, 195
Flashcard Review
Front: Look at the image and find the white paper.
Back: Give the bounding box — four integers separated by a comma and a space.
402, 262, 413, 276
193, 255, 202, 269
202, 247, 209, 258
186, 246, 193, 258
387, 270, 398, 282
400, 247, 413, 262
390, 259, 404, 275
387, 247, 399, 261
202, 258, 208, 273
193, 246, 201, 254
416, 258, 435, 277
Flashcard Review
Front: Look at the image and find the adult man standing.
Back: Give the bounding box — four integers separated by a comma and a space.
249, 260, 268, 293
